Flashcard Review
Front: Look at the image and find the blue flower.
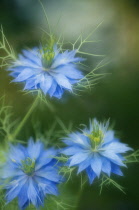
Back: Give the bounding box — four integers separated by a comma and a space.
2, 138, 62, 210
8, 43, 84, 99
61, 119, 132, 184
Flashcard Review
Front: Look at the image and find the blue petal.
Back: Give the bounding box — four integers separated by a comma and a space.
53, 86, 63, 99
5, 177, 27, 203
45, 183, 59, 195
9, 144, 26, 164
91, 153, 102, 177
48, 80, 57, 97
27, 178, 43, 208
39, 74, 53, 94
64, 132, 91, 148
62, 146, 84, 156
34, 176, 59, 195
111, 163, 123, 176
22, 49, 42, 66
53, 74, 72, 91
28, 139, 43, 160
21, 201, 29, 210
12, 68, 35, 82
102, 142, 133, 153
18, 181, 29, 209
103, 130, 115, 144
86, 166, 96, 184
2, 166, 24, 179
24, 78, 36, 90
101, 151, 126, 167
69, 152, 89, 166
35, 167, 61, 182
68, 78, 79, 84
9, 71, 19, 78
54, 65, 83, 79
77, 155, 93, 174
8, 66, 26, 74
101, 157, 111, 176
62, 139, 74, 146
52, 50, 84, 68
18, 54, 39, 67
36, 148, 57, 170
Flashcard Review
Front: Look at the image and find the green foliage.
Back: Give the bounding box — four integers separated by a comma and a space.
0, 97, 17, 143
43, 196, 76, 210
73, 59, 109, 93
32, 116, 73, 147
124, 149, 139, 164
0, 26, 16, 68
65, 22, 109, 93
99, 175, 125, 195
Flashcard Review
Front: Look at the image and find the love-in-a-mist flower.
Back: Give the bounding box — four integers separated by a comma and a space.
61, 119, 132, 184
2, 139, 62, 210
8, 40, 84, 99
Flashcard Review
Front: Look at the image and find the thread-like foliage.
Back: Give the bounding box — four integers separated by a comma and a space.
0, 26, 16, 68
99, 175, 125, 195
0, 97, 17, 142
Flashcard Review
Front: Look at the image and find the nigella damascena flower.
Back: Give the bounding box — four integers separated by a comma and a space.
8, 42, 84, 99
61, 119, 132, 184
2, 139, 62, 210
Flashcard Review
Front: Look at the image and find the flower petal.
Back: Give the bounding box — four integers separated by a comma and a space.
86, 166, 96, 184
39, 74, 53, 94
54, 65, 83, 79
53, 74, 72, 91
69, 152, 89, 166
101, 151, 126, 167
28, 138, 43, 160
62, 146, 84, 156
91, 154, 102, 177
101, 157, 111, 176
103, 142, 132, 153
77, 155, 93, 174
111, 163, 123, 176
12, 68, 35, 82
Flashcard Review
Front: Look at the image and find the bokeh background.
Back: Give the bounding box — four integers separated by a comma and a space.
0, 0, 139, 209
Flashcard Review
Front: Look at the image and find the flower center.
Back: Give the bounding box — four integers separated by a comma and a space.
40, 39, 55, 69
21, 157, 35, 176
42, 48, 55, 68
88, 130, 104, 144
85, 126, 104, 151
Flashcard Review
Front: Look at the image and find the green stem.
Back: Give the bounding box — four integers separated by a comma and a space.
76, 176, 86, 209
11, 96, 39, 140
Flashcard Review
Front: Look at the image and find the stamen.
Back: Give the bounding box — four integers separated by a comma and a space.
41, 38, 55, 68
20, 157, 35, 176
85, 123, 104, 151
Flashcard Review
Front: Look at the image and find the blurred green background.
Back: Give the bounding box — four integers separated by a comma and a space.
0, 0, 139, 209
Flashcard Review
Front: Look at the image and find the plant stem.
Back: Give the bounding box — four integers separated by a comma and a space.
76, 176, 86, 210
11, 96, 39, 140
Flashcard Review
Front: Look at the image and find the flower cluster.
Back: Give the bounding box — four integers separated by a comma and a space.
8, 43, 84, 99
0, 19, 136, 210
61, 119, 132, 184
2, 139, 62, 209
